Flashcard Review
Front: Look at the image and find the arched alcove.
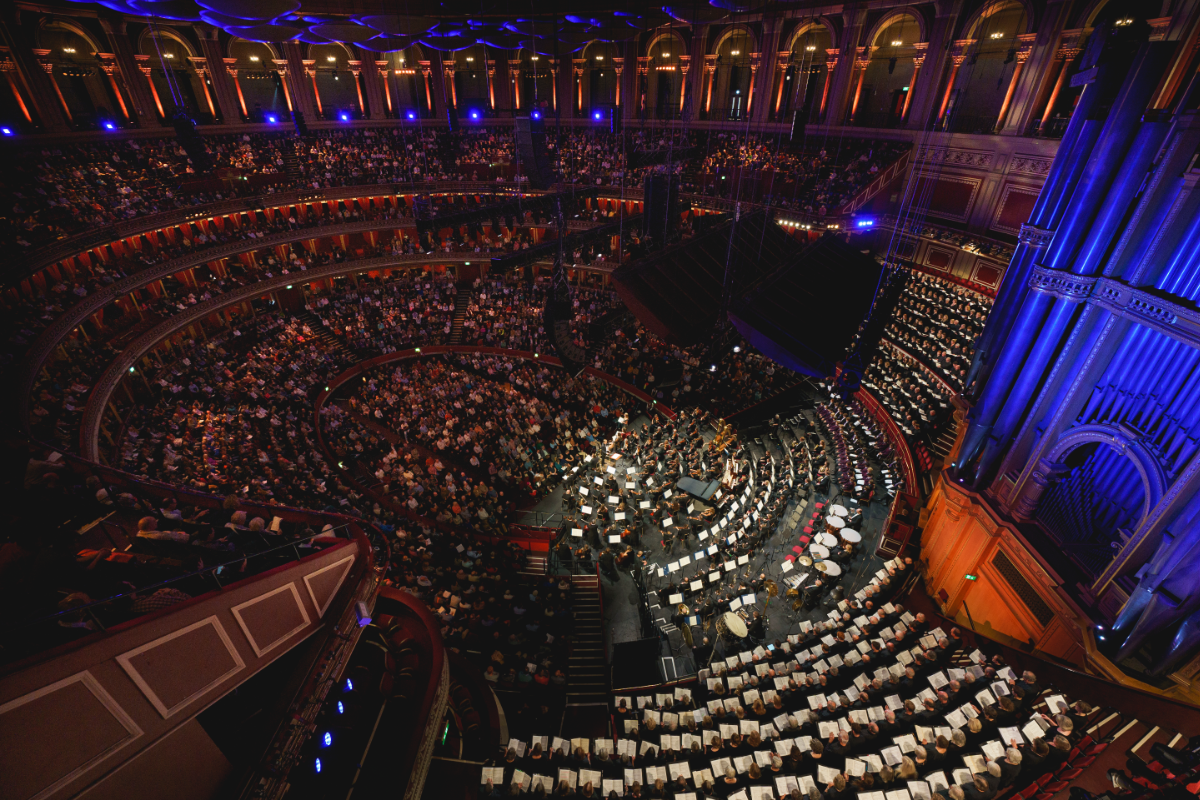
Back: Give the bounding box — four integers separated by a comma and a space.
136, 26, 208, 122
307, 41, 361, 119
712, 25, 757, 121
36, 18, 125, 128
229, 39, 286, 120
855, 12, 926, 127
780, 22, 834, 122
942, 1, 1031, 133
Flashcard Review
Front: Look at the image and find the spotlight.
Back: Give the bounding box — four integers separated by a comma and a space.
337, 701, 344, 714
709, 364, 717, 372
470, 110, 479, 120
315, 758, 322, 773
733, 346, 741, 353
104, 122, 116, 130
340, 113, 349, 122
406, 111, 416, 120
345, 678, 354, 691
323, 732, 333, 746
594, 111, 602, 120
0, 127, 12, 136
267, 114, 277, 123
855, 218, 874, 228
532, 111, 541, 119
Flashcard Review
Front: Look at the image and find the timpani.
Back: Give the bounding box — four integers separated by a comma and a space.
808, 544, 830, 559
825, 515, 846, 535
840, 529, 862, 545
830, 504, 849, 518
816, 561, 843, 576
816, 531, 839, 548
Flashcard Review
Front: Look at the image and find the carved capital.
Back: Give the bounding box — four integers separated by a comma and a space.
1028, 265, 1097, 302
1012, 459, 1069, 519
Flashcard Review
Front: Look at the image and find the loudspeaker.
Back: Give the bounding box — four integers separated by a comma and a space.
515, 116, 555, 190
293, 109, 309, 137
171, 111, 212, 173
642, 174, 680, 247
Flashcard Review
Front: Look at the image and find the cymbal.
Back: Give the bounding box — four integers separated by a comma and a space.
815, 561, 830, 573
798, 555, 814, 566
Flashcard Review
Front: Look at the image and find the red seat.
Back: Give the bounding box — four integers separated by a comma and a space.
1058, 768, 1084, 781
803, 527, 813, 534
792, 546, 804, 554
1069, 757, 1095, 771
1076, 735, 1095, 751
1065, 747, 1081, 764
785, 555, 796, 562
1085, 742, 1109, 756
1034, 775, 1053, 789
1041, 780, 1070, 795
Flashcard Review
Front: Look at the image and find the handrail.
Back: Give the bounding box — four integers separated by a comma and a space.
854, 386, 919, 498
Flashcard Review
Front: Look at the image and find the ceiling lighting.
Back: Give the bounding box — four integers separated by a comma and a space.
327, 56, 336, 62
990, 32, 1004, 39
806, 45, 817, 52
731, 50, 740, 55
164, 53, 175, 59
595, 55, 604, 60
662, 52, 669, 57
531, 56, 539, 61
62, 47, 76, 54
249, 56, 260, 61
891, 40, 902, 46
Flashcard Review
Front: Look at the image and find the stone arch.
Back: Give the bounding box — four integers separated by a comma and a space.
866, 9, 928, 48
1042, 423, 1167, 525
711, 23, 758, 56
960, 0, 1035, 40
786, 18, 838, 53
36, 18, 105, 54
646, 29, 688, 59
228, 37, 280, 61
1075, 0, 1139, 28
137, 26, 198, 60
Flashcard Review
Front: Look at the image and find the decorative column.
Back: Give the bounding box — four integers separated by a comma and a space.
849, 46, 877, 120
486, 59, 496, 110
819, 49, 838, 117
1000, 0, 1074, 135
279, 41, 314, 121
356, 50, 386, 120
824, 5, 868, 123
746, 53, 761, 116
637, 56, 650, 117
187, 57, 217, 118
752, 16, 783, 123
348, 60, 366, 114
936, 42, 975, 124
99, 18, 156, 128
377, 61, 391, 115
273, 60, 294, 112
611, 57, 623, 107
905, 0, 962, 131
419, 60, 434, 113
509, 60, 521, 110
306, 59, 322, 117
134, 54, 165, 118
224, 58, 248, 119
994, 36, 1035, 131
99, 55, 130, 121
1039, 45, 1081, 132
686, 24, 707, 121
704, 54, 717, 115
901, 43, 927, 120
573, 58, 585, 113
773, 51, 790, 117
550, 58, 561, 112
32, 49, 72, 122
1, 55, 33, 123
678, 54, 691, 115
443, 57, 457, 109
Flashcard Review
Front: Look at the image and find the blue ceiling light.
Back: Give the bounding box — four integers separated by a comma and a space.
594, 111, 602, 120
340, 113, 350, 122
856, 218, 875, 228
470, 110, 479, 120
323, 732, 333, 746
315, 758, 322, 773
531, 111, 541, 120
266, 114, 277, 123
103, 122, 116, 130
1, 127, 13, 136
345, 678, 354, 691
406, 111, 416, 120
337, 701, 344, 714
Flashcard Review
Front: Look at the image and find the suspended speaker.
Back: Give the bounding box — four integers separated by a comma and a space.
515, 116, 555, 190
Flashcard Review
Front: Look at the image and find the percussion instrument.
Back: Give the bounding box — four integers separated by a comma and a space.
830, 504, 849, 518
786, 587, 801, 598
808, 544, 830, 559
816, 532, 839, 548
840, 529, 862, 544
718, 611, 749, 638
815, 561, 842, 576
825, 515, 846, 534
798, 555, 814, 566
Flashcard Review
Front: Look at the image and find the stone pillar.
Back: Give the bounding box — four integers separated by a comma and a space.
98, 55, 131, 121
936, 44, 974, 125
901, 43, 927, 120
1039, 45, 1083, 132
196, 27, 240, 125
1010, 458, 1070, 520
824, 4, 868, 124
134, 54, 166, 118
904, 0, 962, 131
30, 49, 73, 124
356, 49, 386, 120
746, 53, 762, 119
678, 55, 691, 118
418, 60, 435, 115
636, 56, 650, 119
819, 49, 838, 117
508, 58, 521, 112
703, 54, 717, 117
610, 57, 622, 110
849, 46, 877, 121
772, 51, 790, 119
223, 58, 249, 119
187, 57, 218, 119
1001, 0, 1074, 135
752, 16, 784, 123
994, 38, 1034, 131
687, 24, 708, 120
99, 18, 158, 128
0, 53, 35, 126
280, 40, 315, 120
572, 58, 586, 114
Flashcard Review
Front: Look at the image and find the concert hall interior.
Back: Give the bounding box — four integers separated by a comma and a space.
5, 0, 1200, 799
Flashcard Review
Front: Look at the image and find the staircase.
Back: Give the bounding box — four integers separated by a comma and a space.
519, 552, 547, 579
296, 311, 354, 358
449, 286, 471, 344
566, 572, 608, 705
927, 422, 958, 463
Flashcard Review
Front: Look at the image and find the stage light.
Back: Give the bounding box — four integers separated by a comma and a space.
104, 122, 116, 130
406, 111, 416, 120
337, 701, 344, 714
0, 127, 12, 136
594, 111, 602, 120
315, 758, 322, 773
532, 111, 541, 119
267, 115, 277, 123
470, 110, 479, 120
856, 218, 874, 228
709, 364, 717, 372
733, 346, 741, 353
323, 732, 333, 746
345, 678, 354, 691
340, 113, 350, 122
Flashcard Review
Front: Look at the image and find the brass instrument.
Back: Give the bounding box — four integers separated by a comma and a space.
677, 603, 690, 615
715, 614, 729, 637
680, 621, 694, 648
791, 597, 804, 611
785, 587, 800, 598
764, 579, 778, 598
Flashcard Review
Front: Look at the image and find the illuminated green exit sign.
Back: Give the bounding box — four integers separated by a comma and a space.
964, 574, 978, 581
